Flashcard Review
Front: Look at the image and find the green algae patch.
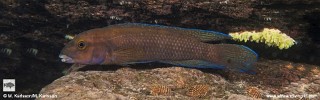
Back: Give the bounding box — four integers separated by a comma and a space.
230, 28, 297, 50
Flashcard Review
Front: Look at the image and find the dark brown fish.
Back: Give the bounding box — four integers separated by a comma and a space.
60, 23, 257, 73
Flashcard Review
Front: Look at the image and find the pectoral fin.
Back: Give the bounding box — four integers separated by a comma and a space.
63, 64, 86, 75
113, 48, 146, 64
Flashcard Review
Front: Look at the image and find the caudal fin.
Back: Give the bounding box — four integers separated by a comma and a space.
206, 44, 258, 74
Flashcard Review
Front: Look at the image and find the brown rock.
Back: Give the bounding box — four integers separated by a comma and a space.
314, 80, 320, 84
39, 67, 229, 99
227, 94, 260, 100
186, 84, 210, 97
29, 60, 320, 99
300, 78, 309, 84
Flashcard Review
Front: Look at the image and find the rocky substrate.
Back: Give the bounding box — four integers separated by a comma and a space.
39, 67, 258, 100
39, 60, 320, 100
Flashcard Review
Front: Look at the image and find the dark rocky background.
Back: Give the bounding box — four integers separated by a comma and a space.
0, 0, 319, 94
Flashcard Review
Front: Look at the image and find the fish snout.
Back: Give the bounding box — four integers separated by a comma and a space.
59, 54, 74, 63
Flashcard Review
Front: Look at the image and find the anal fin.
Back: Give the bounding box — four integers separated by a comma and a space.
161, 60, 225, 69
120, 61, 154, 66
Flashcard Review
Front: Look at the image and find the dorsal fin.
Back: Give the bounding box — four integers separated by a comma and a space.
109, 23, 232, 42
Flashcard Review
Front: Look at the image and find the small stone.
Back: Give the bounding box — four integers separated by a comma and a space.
227, 94, 257, 100
186, 84, 210, 97
313, 75, 320, 80
313, 80, 320, 84
290, 82, 299, 87
300, 78, 309, 84
150, 85, 171, 96
246, 87, 261, 99
308, 84, 320, 93
291, 90, 299, 94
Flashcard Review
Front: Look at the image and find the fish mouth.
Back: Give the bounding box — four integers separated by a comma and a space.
59, 55, 74, 63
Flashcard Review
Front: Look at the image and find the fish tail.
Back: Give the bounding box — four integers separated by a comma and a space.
205, 44, 258, 74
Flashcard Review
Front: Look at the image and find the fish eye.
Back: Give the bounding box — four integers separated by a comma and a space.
77, 40, 86, 50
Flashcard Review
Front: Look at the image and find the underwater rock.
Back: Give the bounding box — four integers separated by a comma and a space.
37, 60, 320, 100
281, 74, 320, 99
39, 83, 128, 100
227, 94, 261, 100
40, 67, 259, 100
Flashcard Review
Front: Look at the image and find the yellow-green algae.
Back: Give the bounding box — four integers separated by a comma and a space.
65, 34, 74, 40
230, 28, 296, 50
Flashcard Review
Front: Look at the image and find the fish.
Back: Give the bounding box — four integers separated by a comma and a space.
59, 23, 258, 74
4, 82, 15, 88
